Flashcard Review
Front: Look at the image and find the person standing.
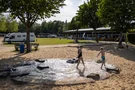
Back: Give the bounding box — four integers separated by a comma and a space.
76, 46, 85, 69
97, 47, 106, 69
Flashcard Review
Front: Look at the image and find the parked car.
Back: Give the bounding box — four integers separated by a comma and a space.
48, 34, 57, 38
67, 35, 73, 39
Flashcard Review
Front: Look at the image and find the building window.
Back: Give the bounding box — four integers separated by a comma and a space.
17, 35, 21, 37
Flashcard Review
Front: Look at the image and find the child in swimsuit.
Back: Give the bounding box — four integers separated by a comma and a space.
76, 46, 85, 69
97, 47, 106, 69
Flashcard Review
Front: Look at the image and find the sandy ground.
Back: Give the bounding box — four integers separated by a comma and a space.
0, 37, 135, 90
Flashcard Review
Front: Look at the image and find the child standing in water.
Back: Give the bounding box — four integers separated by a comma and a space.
76, 46, 85, 69
97, 47, 106, 69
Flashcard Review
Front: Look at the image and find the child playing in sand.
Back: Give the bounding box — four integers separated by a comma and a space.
97, 47, 106, 69
76, 46, 85, 69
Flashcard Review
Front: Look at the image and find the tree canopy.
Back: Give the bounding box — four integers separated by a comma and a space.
68, 16, 81, 30
97, 0, 135, 47
97, 0, 135, 32
68, 16, 81, 43
18, 20, 68, 35
77, 0, 103, 43
6, 15, 18, 32
40, 20, 65, 34
0, 0, 65, 52
0, 0, 65, 27
0, 14, 18, 32
0, 14, 7, 32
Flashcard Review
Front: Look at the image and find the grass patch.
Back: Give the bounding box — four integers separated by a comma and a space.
3, 38, 91, 46
35, 38, 92, 45
35, 38, 74, 45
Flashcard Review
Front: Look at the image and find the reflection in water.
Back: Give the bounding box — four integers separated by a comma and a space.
77, 67, 85, 77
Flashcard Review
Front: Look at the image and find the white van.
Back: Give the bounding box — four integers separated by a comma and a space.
4, 32, 36, 43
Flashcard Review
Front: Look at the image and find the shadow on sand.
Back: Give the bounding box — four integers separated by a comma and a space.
82, 42, 135, 62
77, 67, 85, 77
0, 53, 56, 90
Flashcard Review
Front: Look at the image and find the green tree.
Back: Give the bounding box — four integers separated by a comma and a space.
18, 22, 26, 32
40, 20, 65, 34
53, 20, 64, 34
0, 14, 7, 32
62, 20, 68, 31
68, 17, 76, 30
68, 16, 81, 43
0, 0, 65, 52
97, 0, 135, 47
6, 16, 18, 32
30, 23, 41, 35
77, 0, 103, 43
41, 21, 47, 33
7, 21, 18, 32
58, 21, 65, 34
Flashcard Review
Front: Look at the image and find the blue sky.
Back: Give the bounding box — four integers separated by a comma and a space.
37, 0, 87, 23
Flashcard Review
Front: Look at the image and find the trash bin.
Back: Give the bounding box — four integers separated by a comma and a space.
20, 43, 25, 53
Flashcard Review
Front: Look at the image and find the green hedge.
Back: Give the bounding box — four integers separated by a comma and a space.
127, 34, 135, 44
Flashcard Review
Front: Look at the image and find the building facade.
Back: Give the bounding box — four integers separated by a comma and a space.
63, 27, 120, 41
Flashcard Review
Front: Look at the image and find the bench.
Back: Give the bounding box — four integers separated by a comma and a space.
14, 43, 39, 51
30, 43, 39, 51
14, 43, 21, 51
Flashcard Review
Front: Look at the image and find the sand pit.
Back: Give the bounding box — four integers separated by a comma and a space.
0, 36, 134, 90
5, 59, 120, 85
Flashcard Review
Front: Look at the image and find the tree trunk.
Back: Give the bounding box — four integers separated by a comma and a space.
124, 33, 128, 49
75, 29, 78, 43
118, 32, 124, 48
94, 28, 99, 43
26, 26, 31, 53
